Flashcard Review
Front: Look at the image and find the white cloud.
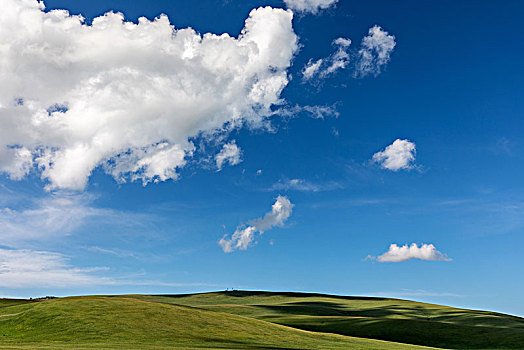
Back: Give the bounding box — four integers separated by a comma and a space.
219, 195, 293, 252
356, 25, 396, 77
215, 141, 242, 171
302, 59, 324, 80
0, 193, 101, 244
0, 247, 212, 289
276, 104, 340, 119
0, 192, 154, 246
270, 178, 341, 192
0, 147, 33, 180
104, 142, 191, 185
302, 26, 396, 81
326, 38, 352, 74
0, 248, 111, 288
373, 243, 451, 262
284, 0, 338, 14
273, 179, 320, 192
219, 226, 257, 253
251, 195, 294, 232
372, 139, 416, 171
0, 0, 298, 190
302, 37, 351, 81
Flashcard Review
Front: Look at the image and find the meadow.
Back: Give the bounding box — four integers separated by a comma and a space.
0, 291, 522, 349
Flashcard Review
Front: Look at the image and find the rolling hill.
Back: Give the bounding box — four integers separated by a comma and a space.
126, 291, 524, 349
0, 291, 522, 349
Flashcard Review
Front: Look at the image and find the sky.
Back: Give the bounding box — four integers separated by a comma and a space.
1, 0, 523, 317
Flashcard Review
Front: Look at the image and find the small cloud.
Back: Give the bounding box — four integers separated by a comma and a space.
284, 0, 338, 14
302, 26, 396, 83
219, 226, 257, 253
302, 38, 351, 82
369, 243, 451, 263
372, 139, 416, 171
302, 59, 324, 80
356, 25, 396, 78
269, 178, 341, 192
215, 141, 242, 171
273, 179, 319, 192
256, 169, 263, 175
219, 196, 294, 253
300, 105, 340, 119
275, 104, 340, 119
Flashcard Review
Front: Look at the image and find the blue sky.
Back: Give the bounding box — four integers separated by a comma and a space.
1, 0, 524, 317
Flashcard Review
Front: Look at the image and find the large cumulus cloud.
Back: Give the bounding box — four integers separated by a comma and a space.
0, 0, 298, 190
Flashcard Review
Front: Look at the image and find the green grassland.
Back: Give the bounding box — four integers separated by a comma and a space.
0, 295, 436, 349
0, 291, 522, 349
125, 291, 524, 349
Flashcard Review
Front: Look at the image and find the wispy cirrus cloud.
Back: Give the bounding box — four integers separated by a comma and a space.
0, 191, 159, 247
274, 104, 340, 119
269, 178, 342, 192
0, 247, 111, 288
0, 247, 217, 290
0, 193, 104, 244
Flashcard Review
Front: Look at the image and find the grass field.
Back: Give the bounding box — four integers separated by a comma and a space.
126, 291, 524, 349
0, 295, 436, 349
0, 291, 522, 349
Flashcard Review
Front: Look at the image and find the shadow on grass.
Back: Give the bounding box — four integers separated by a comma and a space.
267, 314, 524, 349
253, 301, 524, 328
158, 290, 389, 301
253, 301, 410, 318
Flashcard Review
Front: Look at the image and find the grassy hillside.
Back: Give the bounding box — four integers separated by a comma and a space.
126, 291, 524, 349
0, 291, 522, 349
0, 295, 436, 349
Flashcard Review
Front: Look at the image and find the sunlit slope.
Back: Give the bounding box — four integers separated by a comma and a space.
129, 291, 524, 349
0, 296, 435, 350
